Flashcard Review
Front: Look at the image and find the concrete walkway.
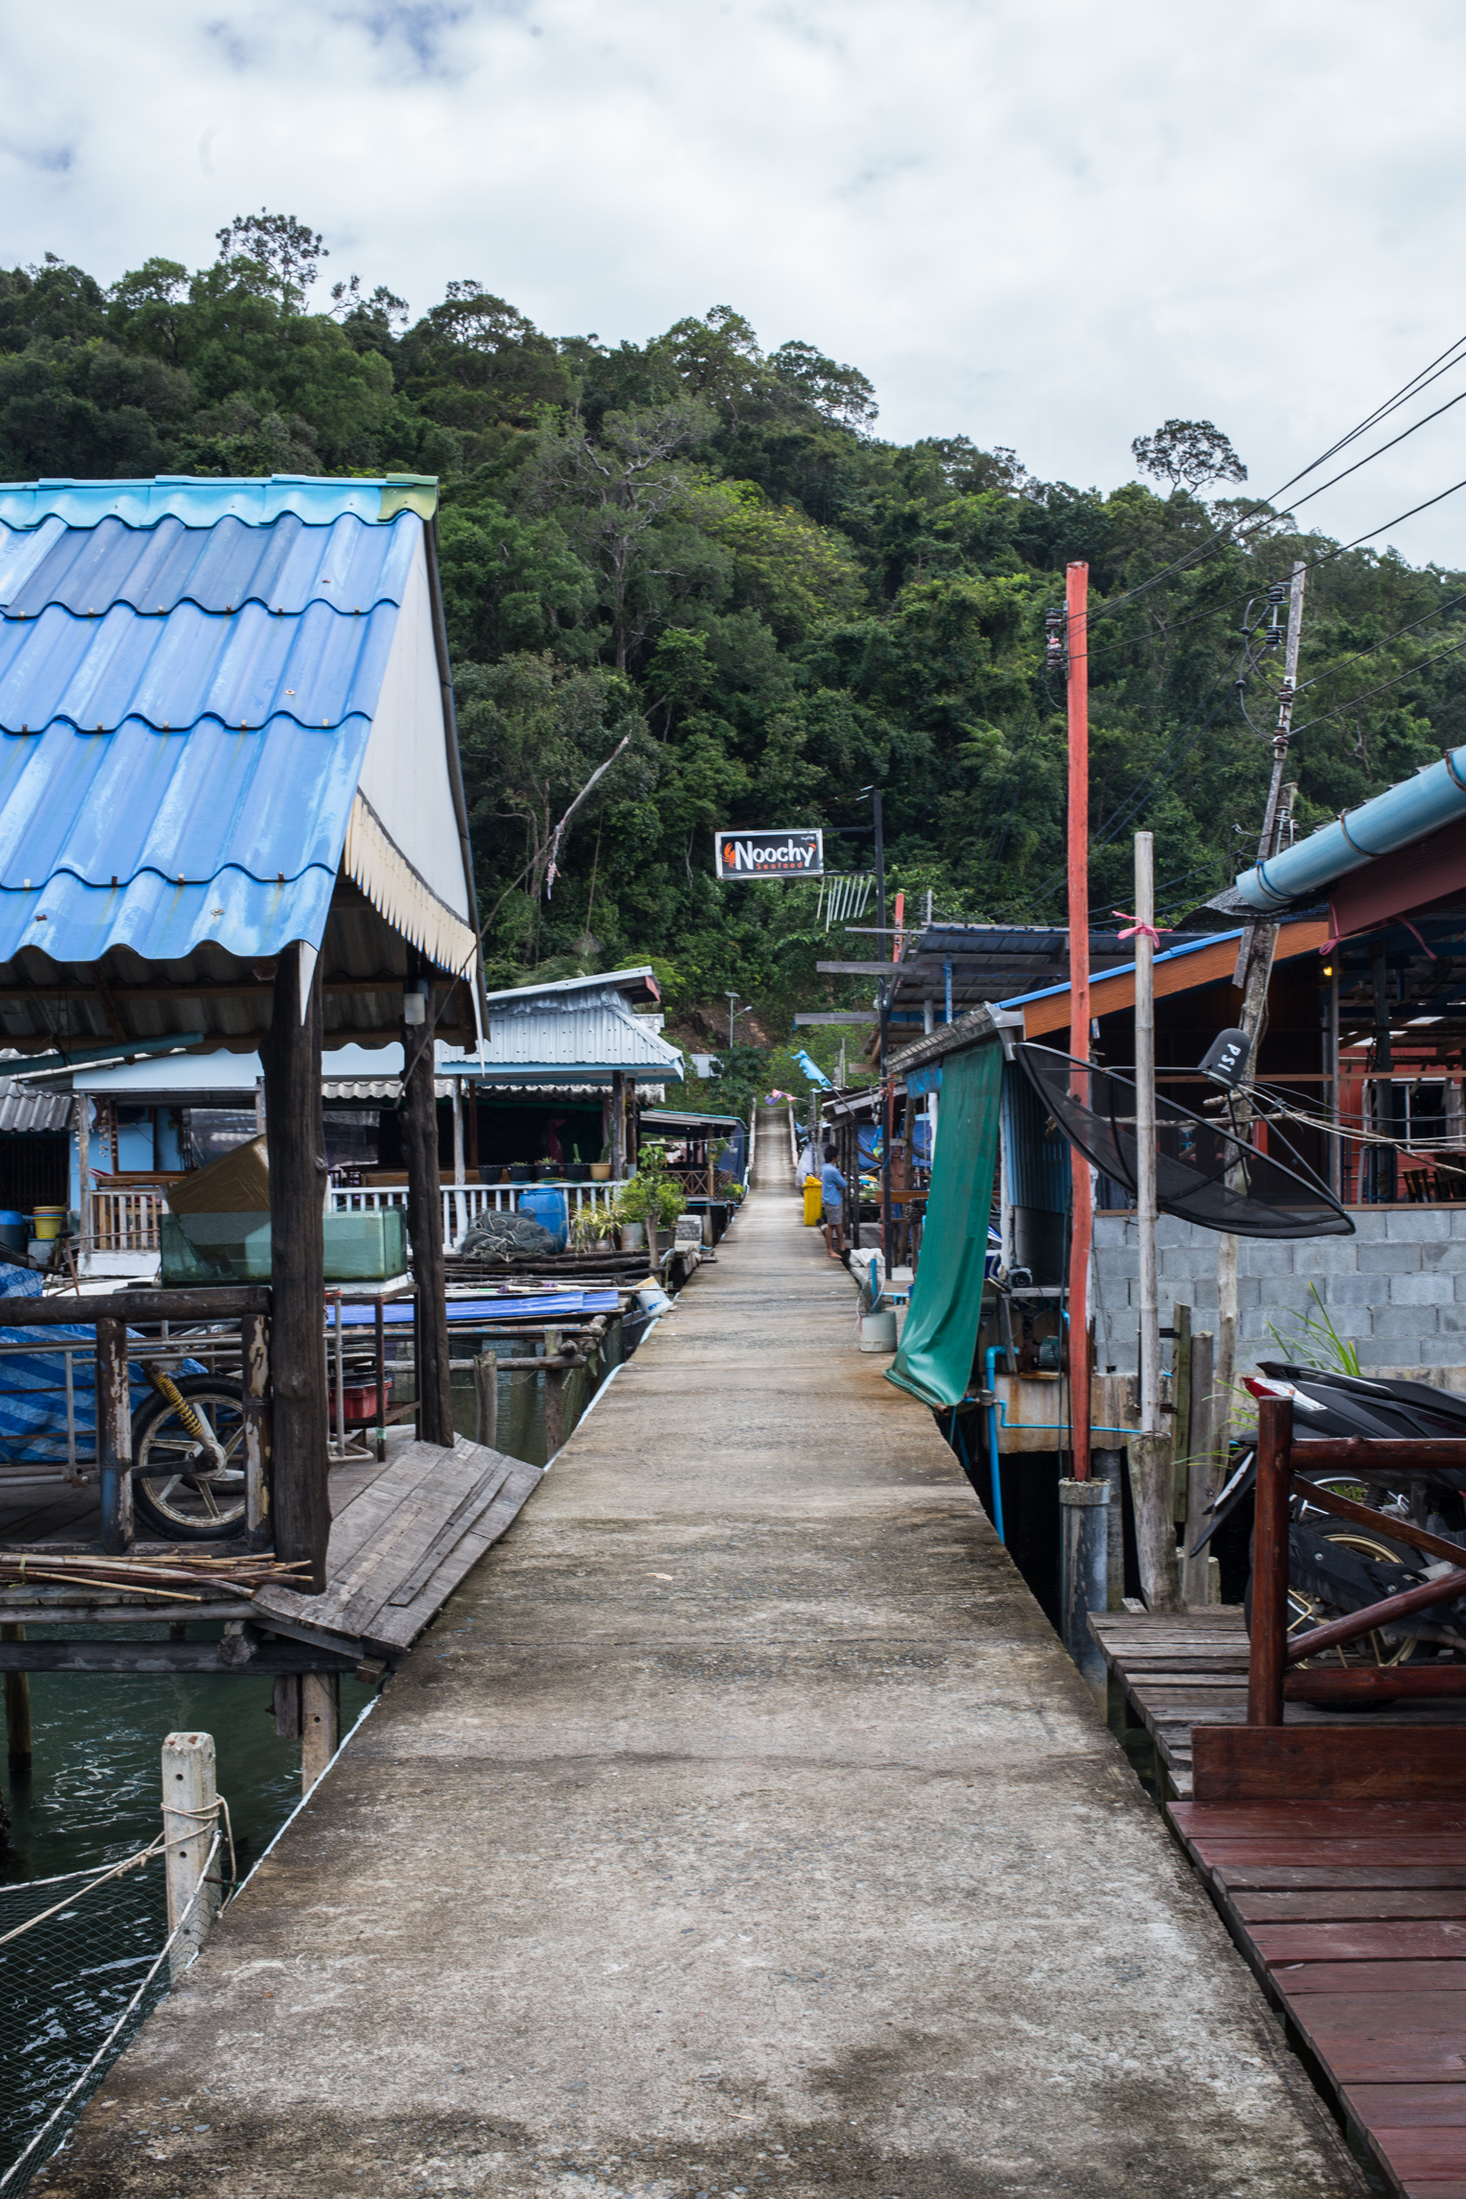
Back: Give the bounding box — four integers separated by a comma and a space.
40, 1130, 1360, 2196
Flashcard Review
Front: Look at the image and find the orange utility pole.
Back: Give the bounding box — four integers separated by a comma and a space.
1066, 561, 1091, 1479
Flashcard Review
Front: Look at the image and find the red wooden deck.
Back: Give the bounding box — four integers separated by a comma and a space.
1172, 1733, 1466, 2195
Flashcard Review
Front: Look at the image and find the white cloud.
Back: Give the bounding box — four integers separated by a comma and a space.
5, 0, 1466, 560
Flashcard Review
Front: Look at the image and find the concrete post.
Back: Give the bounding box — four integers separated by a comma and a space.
1092, 1449, 1125, 1610
1059, 1477, 1110, 1703
162, 1730, 220, 1979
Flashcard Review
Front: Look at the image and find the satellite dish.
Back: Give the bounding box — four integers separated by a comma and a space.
1014, 1043, 1354, 1240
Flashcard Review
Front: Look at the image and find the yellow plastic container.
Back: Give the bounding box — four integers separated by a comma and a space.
803, 1177, 824, 1227
32, 1207, 66, 1241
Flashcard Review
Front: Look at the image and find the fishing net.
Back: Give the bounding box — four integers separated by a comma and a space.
0, 1830, 221, 2195
1014, 1043, 1354, 1240
460, 1213, 559, 1260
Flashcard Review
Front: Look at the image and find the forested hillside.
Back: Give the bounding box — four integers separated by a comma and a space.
5, 214, 1464, 1034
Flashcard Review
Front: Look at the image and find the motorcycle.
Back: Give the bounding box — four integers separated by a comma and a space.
1193, 1362, 1466, 1686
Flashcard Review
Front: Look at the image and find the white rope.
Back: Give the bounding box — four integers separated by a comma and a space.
0, 1833, 222, 2197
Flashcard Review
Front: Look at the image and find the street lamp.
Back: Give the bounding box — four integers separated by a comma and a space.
725, 992, 741, 1050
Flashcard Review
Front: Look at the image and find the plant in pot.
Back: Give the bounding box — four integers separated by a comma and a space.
534, 1160, 558, 1181
615, 1142, 687, 1262
507, 1162, 532, 1184
565, 1142, 590, 1184
590, 1139, 612, 1183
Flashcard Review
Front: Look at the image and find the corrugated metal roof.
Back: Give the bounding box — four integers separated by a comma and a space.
443, 999, 683, 1078
0, 510, 420, 620
0, 475, 438, 531
482, 965, 660, 1007
0, 479, 428, 977
0, 1078, 70, 1133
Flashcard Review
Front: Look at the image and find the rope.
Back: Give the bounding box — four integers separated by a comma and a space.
0, 1833, 222, 2197
0, 1801, 234, 1951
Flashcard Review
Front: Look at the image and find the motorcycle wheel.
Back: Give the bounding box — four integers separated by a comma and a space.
131, 1376, 247, 1541
1246, 1525, 1429, 1710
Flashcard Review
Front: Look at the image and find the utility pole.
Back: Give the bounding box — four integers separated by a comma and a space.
1064, 561, 1092, 1479
1129, 830, 1178, 1610
1213, 558, 1307, 1511
872, 789, 892, 1268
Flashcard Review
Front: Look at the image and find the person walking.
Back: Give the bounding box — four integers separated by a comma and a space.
819, 1143, 848, 1261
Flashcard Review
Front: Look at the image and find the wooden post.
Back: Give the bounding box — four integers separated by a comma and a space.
74, 1094, 90, 1270
260, 943, 329, 1590
1130, 1433, 1179, 1610
2, 1623, 31, 1770
162, 1730, 220, 1978
1182, 1329, 1217, 1608
1172, 1303, 1192, 1523
1066, 558, 1091, 1479
402, 965, 452, 1450
95, 1315, 133, 1555
1135, 831, 1160, 1434
240, 1309, 270, 1541
375, 1299, 387, 1464
301, 1671, 340, 1792
1248, 1395, 1292, 1725
611, 1072, 627, 1181
543, 1329, 565, 1455
474, 1350, 499, 1450
1093, 1448, 1125, 1609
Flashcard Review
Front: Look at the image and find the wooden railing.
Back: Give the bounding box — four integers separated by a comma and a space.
1249, 1394, 1466, 1716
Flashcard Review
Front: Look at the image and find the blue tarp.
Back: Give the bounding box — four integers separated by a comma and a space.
0, 1265, 199, 1465
333, 1291, 620, 1328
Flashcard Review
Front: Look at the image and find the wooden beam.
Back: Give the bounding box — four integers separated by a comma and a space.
1193, 1721, 1466, 1803
0, 1637, 357, 1673
260, 944, 330, 1590
1021, 919, 1332, 1037
403, 967, 452, 1447
0, 1287, 268, 1327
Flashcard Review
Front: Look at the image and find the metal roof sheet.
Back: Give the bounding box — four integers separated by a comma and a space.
0, 601, 396, 733
0, 509, 420, 620
470, 1001, 681, 1072
0, 475, 438, 532
0, 1078, 70, 1133
482, 965, 660, 1007
0, 481, 422, 974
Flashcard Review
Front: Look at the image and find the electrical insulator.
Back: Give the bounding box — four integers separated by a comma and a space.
1266, 581, 1287, 606
1044, 605, 1066, 677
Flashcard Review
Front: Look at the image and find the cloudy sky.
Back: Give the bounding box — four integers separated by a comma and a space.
6, 0, 1466, 563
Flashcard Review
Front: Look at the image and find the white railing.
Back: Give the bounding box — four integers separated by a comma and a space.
89, 1179, 623, 1256
330, 1179, 619, 1251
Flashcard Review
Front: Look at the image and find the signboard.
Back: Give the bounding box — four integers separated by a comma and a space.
713, 828, 823, 880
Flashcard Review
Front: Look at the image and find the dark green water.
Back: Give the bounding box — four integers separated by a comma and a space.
0, 1641, 373, 2188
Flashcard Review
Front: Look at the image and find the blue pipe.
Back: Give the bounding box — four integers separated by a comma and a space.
981, 1348, 1006, 1543
1234, 744, 1466, 910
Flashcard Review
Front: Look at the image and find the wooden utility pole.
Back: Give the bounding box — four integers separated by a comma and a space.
1214, 561, 1307, 1479
402, 958, 453, 1449
261, 944, 329, 1590
1130, 831, 1179, 1609
1065, 561, 1092, 1478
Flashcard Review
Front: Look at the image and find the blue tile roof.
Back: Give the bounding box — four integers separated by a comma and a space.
0, 476, 432, 972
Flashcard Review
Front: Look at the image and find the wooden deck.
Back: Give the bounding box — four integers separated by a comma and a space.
1172, 1778, 1466, 2197
0, 1436, 541, 1673
1091, 1606, 1466, 1798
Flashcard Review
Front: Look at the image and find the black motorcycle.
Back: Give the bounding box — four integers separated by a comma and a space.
1195, 1363, 1466, 1686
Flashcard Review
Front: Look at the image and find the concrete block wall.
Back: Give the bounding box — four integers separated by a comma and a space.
1092, 1209, 1466, 1382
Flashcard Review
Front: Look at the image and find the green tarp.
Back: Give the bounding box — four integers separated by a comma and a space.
884, 1040, 1002, 1410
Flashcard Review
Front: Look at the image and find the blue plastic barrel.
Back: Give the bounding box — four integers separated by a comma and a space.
0, 1210, 28, 1256
517, 1186, 569, 1249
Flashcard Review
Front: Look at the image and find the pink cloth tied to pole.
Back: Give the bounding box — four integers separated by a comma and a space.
1112, 908, 1169, 949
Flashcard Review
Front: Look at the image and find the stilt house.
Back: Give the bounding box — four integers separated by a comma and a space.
0, 472, 485, 1580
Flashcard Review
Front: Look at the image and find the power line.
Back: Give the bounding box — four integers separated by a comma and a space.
1086, 332, 1466, 629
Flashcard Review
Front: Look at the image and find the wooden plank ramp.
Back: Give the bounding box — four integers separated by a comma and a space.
1172, 1726, 1466, 2196
1090, 1606, 1466, 1799
254, 1434, 541, 1661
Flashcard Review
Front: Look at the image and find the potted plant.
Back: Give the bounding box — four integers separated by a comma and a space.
507, 1163, 532, 1184
615, 1142, 687, 1260
565, 1142, 590, 1184
534, 1160, 558, 1182
590, 1139, 612, 1183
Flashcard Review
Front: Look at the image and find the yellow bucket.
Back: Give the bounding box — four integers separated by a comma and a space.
803, 1177, 824, 1227
32, 1207, 66, 1241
